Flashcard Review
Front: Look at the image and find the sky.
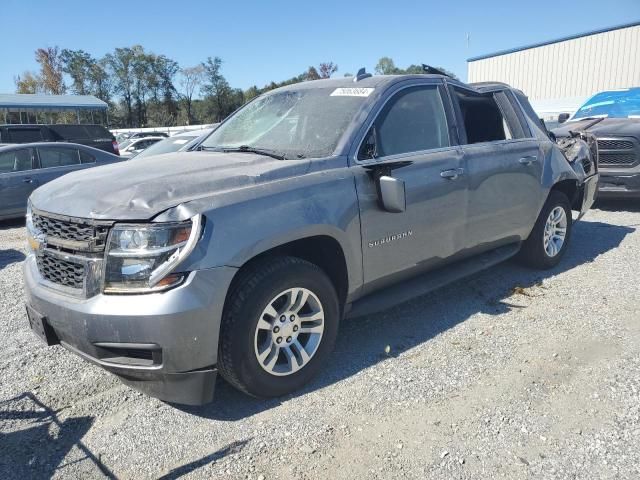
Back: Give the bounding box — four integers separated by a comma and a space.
0, 0, 638, 95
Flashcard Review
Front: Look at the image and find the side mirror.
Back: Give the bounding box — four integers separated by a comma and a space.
377, 175, 406, 213
558, 113, 570, 124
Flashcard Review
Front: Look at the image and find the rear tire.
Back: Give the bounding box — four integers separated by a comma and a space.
517, 190, 572, 269
218, 256, 339, 397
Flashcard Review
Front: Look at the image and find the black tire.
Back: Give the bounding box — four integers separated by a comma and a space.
218, 256, 340, 397
517, 190, 573, 269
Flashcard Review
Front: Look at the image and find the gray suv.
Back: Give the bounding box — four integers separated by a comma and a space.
23, 73, 598, 405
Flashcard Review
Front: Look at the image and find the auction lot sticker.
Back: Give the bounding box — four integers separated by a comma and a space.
330, 87, 374, 97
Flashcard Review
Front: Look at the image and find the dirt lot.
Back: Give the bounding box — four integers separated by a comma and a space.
1, 202, 639, 480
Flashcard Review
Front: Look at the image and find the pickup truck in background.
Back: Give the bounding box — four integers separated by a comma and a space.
554, 87, 640, 198
23, 71, 598, 405
0, 124, 119, 155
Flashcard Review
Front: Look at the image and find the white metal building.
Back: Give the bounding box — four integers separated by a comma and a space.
467, 21, 640, 119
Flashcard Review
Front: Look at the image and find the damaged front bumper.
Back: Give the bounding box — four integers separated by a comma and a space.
24, 254, 237, 405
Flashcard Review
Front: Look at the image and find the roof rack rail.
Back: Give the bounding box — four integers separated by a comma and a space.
421, 64, 452, 78
354, 68, 372, 82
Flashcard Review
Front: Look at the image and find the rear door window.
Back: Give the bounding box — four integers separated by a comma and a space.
0, 149, 33, 173
79, 150, 96, 163
38, 147, 81, 168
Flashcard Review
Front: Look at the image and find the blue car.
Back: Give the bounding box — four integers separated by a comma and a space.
0, 142, 122, 220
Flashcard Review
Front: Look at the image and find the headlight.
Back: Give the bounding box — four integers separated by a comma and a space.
103, 215, 202, 293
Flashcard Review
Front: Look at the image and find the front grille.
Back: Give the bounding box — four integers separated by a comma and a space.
597, 138, 638, 167
599, 152, 637, 166
32, 211, 111, 252
597, 139, 634, 150
36, 252, 85, 289
32, 210, 113, 295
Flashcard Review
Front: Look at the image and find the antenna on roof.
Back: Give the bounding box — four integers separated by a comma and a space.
421, 64, 452, 77
354, 68, 372, 82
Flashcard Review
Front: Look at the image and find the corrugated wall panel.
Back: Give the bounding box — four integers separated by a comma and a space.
468, 25, 640, 101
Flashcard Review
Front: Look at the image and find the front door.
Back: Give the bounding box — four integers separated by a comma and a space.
353, 83, 467, 292
0, 148, 38, 219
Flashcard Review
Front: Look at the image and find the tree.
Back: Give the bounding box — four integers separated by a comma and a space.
202, 57, 239, 122
319, 62, 338, 79
106, 47, 136, 126
180, 65, 205, 124
35, 47, 65, 94
375, 57, 400, 75
15, 72, 42, 94
60, 49, 93, 95
305, 66, 321, 81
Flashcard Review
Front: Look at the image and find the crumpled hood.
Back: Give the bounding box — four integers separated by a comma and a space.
31, 151, 310, 220
553, 118, 640, 138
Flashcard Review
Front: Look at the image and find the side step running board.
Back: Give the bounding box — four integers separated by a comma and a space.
346, 242, 521, 318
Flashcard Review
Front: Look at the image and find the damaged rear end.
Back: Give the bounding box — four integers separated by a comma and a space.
556, 131, 600, 218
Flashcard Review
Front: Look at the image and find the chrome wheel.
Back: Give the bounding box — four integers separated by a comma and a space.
254, 288, 324, 376
543, 206, 567, 257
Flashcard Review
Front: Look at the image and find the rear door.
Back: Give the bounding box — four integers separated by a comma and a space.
448, 85, 543, 250
352, 82, 467, 291
0, 147, 37, 218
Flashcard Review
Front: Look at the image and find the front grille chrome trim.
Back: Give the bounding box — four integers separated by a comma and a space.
30, 208, 113, 298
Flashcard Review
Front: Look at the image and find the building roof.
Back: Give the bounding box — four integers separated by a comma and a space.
468, 20, 640, 62
0, 93, 108, 111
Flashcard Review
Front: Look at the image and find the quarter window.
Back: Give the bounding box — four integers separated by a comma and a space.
360, 86, 450, 159
0, 149, 32, 173
38, 147, 81, 168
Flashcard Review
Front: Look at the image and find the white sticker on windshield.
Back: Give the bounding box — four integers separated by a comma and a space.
173, 139, 189, 144
330, 87, 374, 97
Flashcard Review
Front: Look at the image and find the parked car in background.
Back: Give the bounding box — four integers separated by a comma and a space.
24, 73, 598, 405
114, 131, 168, 144
0, 143, 122, 220
554, 87, 640, 198
131, 128, 214, 160
118, 136, 164, 158
0, 124, 119, 155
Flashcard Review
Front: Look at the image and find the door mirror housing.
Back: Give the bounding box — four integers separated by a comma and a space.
378, 175, 406, 213
558, 113, 570, 124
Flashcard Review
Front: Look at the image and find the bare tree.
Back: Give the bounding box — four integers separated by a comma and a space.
318, 62, 338, 79
35, 47, 65, 94
180, 65, 205, 124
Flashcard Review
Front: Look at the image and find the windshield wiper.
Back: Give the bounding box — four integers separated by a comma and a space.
204, 145, 286, 160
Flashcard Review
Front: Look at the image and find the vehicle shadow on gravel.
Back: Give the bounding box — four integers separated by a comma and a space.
179, 220, 634, 421
0, 393, 116, 479
0, 218, 25, 229
0, 249, 25, 270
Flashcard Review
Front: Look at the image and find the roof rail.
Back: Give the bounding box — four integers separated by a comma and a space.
354, 68, 372, 82
421, 64, 453, 78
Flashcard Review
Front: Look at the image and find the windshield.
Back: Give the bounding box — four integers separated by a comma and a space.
572, 88, 640, 120
133, 134, 198, 159
200, 87, 369, 159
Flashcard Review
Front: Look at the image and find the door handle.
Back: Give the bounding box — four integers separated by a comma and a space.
440, 168, 464, 180
22, 177, 34, 183
518, 156, 538, 165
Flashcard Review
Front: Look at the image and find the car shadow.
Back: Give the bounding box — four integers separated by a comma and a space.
0, 218, 25, 229
178, 220, 634, 421
0, 392, 116, 479
0, 249, 25, 270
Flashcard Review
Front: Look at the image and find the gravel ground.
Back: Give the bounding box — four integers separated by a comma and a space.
1, 202, 639, 480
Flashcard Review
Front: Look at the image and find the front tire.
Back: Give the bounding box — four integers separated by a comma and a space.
517, 190, 572, 269
218, 256, 339, 397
